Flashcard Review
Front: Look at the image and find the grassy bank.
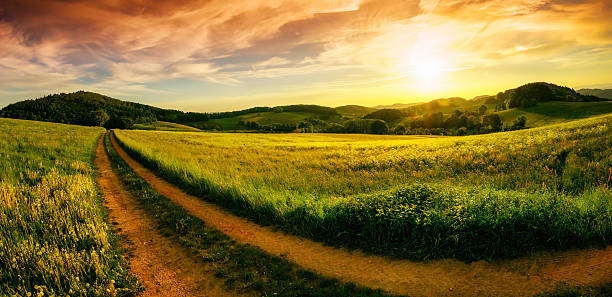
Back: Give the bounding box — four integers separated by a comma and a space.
113, 115, 612, 261
104, 133, 388, 297
0, 118, 140, 296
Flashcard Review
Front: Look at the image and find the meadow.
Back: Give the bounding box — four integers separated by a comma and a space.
0, 118, 140, 296
497, 101, 612, 128
113, 114, 612, 261
132, 120, 201, 132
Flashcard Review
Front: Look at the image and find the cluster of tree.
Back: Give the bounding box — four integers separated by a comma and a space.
240, 120, 297, 132
0, 91, 160, 128
236, 117, 389, 134
494, 82, 605, 109
363, 109, 405, 123
232, 105, 529, 136
389, 111, 527, 136
387, 107, 523, 136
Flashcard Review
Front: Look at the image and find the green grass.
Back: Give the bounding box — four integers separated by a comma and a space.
104, 133, 390, 297
497, 101, 612, 128
192, 111, 334, 130
0, 118, 141, 296
132, 120, 201, 132
113, 115, 612, 261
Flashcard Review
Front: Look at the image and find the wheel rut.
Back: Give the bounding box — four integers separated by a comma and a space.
109, 132, 612, 297
96, 135, 247, 297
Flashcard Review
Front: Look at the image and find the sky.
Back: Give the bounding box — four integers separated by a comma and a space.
0, 0, 611, 112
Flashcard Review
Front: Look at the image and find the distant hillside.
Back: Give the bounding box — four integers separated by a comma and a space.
358, 82, 611, 136
578, 88, 612, 99
2, 82, 610, 135
190, 106, 343, 132
335, 105, 375, 117
493, 82, 605, 109
373, 102, 421, 109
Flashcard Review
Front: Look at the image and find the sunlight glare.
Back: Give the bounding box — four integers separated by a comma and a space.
398, 48, 450, 92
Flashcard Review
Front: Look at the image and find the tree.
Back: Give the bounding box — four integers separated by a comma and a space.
370, 120, 388, 134
483, 114, 503, 132
478, 105, 487, 115
393, 124, 406, 135
511, 115, 527, 130
325, 123, 345, 133
363, 109, 405, 123
89, 109, 109, 126
106, 116, 134, 129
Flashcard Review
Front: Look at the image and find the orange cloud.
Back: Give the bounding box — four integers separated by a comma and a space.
0, 0, 610, 110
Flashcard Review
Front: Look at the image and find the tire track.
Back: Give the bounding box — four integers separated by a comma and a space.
110, 132, 612, 297
96, 135, 247, 297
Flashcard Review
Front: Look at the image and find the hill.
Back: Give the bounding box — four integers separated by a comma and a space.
373, 102, 421, 109
0, 91, 182, 129
2, 82, 610, 134
578, 88, 612, 99
335, 105, 376, 117
0, 92, 341, 132
496, 101, 612, 128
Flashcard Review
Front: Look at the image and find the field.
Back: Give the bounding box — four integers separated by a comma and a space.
114, 114, 612, 260
132, 120, 202, 132
189, 111, 320, 130
0, 118, 139, 296
497, 101, 612, 128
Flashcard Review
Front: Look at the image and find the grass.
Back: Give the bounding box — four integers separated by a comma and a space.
497, 101, 612, 128
192, 111, 334, 130
0, 118, 141, 296
113, 114, 612, 261
103, 133, 390, 297
132, 120, 201, 132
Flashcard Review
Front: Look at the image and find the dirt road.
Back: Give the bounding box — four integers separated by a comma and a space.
110, 132, 612, 297
96, 135, 247, 297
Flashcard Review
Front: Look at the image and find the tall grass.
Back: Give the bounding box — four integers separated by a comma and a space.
0, 118, 140, 296
114, 114, 612, 260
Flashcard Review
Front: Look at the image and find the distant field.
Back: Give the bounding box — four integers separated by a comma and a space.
190, 111, 340, 130
497, 101, 612, 128
133, 120, 201, 132
0, 118, 139, 296
114, 115, 612, 260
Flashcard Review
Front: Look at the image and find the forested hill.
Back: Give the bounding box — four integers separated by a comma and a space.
0, 91, 340, 129
489, 82, 605, 109
0, 91, 181, 129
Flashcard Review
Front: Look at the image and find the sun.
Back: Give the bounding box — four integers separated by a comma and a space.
395, 43, 451, 93
413, 55, 447, 88
397, 50, 450, 91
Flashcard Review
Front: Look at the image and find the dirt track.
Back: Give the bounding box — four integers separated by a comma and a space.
96, 135, 246, 297
110, 132, 612, 297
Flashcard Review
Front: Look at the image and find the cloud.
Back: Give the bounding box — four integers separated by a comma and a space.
0, 0, 610, 109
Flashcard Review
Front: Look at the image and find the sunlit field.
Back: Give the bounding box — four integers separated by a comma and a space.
0, 118, 139, 296
114, 115, 612, 261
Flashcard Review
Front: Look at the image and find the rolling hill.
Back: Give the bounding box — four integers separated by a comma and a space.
578, 88, 612, 99
1, 82, 609, 135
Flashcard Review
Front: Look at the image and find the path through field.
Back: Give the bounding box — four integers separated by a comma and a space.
110, 133, 612, 297
96, 135, 247, 297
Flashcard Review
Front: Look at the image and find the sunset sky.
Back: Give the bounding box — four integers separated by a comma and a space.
1, 0, 611, 111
